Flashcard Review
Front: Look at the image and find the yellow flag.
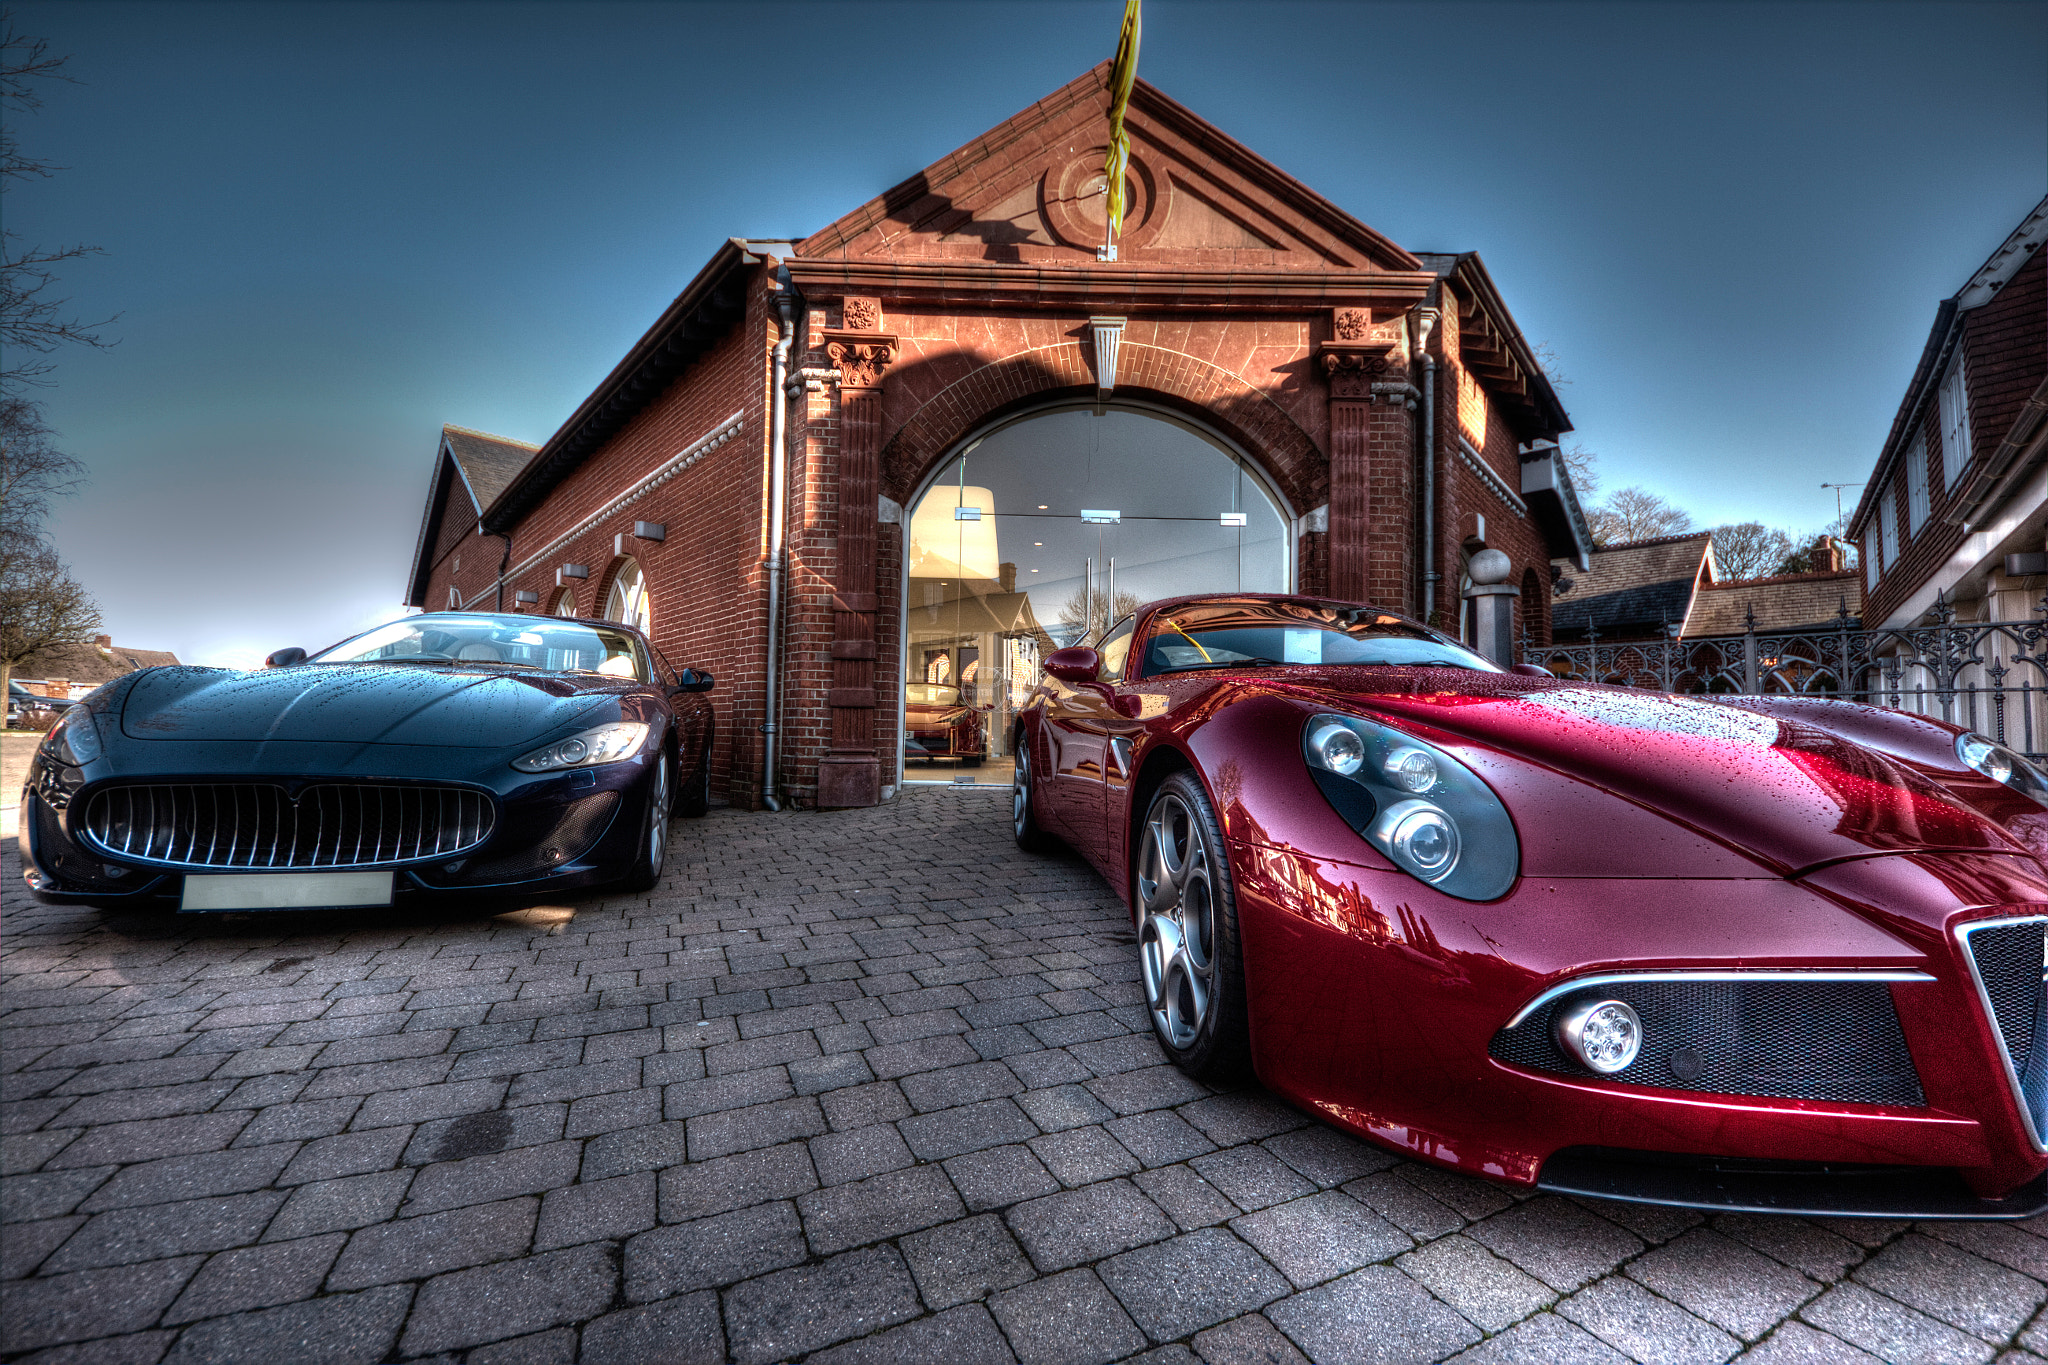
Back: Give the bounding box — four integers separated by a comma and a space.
1104, 0, 1141, 245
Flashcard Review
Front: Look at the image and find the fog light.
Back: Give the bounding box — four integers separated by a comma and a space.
1309, 722, 1365, 776
1555, 998, 1641, 1074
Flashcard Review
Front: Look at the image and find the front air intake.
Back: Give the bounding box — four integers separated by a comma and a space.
1960, 916, 2048, 1150
1490, 975, 1925, 1107
80, 783, 495, 870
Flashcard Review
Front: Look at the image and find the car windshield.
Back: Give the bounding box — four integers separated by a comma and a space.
311, 615, 650, 681
1140, 601, 1501, 675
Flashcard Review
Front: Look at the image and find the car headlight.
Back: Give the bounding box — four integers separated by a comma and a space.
1956, 732, 2048, 807
37, 709, 101, 767
1303, 713, 1518, 900
512, 721, 649, 773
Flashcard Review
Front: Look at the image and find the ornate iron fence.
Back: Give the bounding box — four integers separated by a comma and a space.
1525, 593, 2048, 760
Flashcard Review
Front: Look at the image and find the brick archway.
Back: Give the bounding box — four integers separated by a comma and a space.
878, 340, 1324, 514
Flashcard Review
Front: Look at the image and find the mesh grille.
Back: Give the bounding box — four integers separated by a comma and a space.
1490, 978, 1924, 1106
1962, 917, 2048, 1145
80, 783, 494, 869
459, 791, 618, 882
32, 799, 134, 891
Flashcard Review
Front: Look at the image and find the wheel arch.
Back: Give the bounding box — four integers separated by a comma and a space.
1128, 741, 1198, 887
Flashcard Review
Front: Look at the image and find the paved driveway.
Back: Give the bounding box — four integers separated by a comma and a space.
4, 789, 2046, 1364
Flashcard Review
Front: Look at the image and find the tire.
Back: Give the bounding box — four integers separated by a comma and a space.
1011, 734, 1058, 852
623, 753, 672, 892
675, 742, 711, 818
1135, 770, 1251, 1082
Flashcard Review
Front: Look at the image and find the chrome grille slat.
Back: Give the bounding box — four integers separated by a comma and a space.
80, 783, 494, 871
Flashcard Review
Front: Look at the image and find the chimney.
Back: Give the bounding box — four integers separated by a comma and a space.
1820, 537, 1842, 574
94, 634, 112, 648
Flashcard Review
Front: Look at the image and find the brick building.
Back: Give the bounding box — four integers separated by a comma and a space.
1550, 532, 1861, 644
405, 66, 1589, 809
1852, 194, 2048, 632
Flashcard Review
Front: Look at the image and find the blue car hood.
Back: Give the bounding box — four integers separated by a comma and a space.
119, 665, 611, 749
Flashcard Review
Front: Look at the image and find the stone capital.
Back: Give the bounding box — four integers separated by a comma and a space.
1315, 339, 1399, 401
822, 330, 900, 389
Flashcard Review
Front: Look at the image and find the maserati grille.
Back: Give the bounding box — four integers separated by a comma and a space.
79, 783, 495, 870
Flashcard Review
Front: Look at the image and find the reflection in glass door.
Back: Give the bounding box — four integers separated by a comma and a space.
902, 404, 1291, 785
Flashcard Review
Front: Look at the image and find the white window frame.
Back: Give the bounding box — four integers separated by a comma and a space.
1880, 489, 1899, 569
552, 588, 579, 617
1864, 530, 1879, 590
1905, 433, 1929, 531
1940, 355, 1971, 486
605, 559, 653, 636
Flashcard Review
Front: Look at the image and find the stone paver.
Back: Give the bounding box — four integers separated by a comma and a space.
4, 790, 2038, 1363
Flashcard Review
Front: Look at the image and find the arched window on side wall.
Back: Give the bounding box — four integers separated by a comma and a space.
606, 559, 652, 635
552, 588, 579, 618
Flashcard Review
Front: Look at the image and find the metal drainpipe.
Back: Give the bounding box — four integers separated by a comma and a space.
1415, 308, 1440, 624
492, 531, 512, 610
760, 278, 797, 812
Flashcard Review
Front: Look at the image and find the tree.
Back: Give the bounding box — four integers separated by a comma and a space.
0, 532, 100, 697
1, 17, 113, 395
1587, 486, 1693, 547
1709, 522, 1796, 581
1560, 442, 1599, 506
1059, 586, 1144, 636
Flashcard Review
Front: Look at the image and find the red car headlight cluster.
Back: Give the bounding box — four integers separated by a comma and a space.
1303, 713, 1519, 901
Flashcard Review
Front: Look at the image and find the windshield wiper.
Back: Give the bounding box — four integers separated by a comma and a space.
1157, 657, 1280, 673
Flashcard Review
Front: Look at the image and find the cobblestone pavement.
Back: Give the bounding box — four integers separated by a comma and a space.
5, 789, 2048, 1365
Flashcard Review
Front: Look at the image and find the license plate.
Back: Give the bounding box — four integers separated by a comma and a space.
181, 871, 395, 912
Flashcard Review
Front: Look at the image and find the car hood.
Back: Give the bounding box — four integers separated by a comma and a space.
1274, 671, 2028, 875
119, 665, 615, 749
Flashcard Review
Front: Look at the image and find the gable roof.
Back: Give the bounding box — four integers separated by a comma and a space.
404, 425, 541, 608
1549, 532, 1713, 638
1850, 193, 2048, 540
17, 638, 180, 686
801, 64, 1423, 272
1683, 570, 1862, 637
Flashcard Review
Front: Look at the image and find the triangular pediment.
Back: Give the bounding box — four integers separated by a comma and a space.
800, 64, 1419, 272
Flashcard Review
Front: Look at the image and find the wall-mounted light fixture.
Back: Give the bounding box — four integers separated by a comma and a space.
557, 564, 589, 586
514, 590, 539, 605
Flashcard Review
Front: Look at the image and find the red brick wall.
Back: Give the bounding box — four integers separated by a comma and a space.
1864, 250, 2045, 626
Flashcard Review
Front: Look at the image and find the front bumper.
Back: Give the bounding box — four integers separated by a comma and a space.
1229, 838, 2048, 1216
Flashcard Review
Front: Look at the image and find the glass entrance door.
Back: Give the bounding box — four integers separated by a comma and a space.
903, 404, 1291, 786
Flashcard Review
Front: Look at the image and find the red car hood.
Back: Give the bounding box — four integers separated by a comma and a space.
1280, 672, 2027, 876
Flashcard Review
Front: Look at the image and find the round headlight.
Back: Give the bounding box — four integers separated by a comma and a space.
558, 738, 587, 764
1310, 722, 1365, 776
1374, 799, 1460, 882
1383, 746, 1439, 793
1555, 998, 1641, 1074
1959, 733, 2012, 783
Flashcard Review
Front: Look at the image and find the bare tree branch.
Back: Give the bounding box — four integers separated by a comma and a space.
1587, 486, 1693, 547
1709, 522, 1798, 580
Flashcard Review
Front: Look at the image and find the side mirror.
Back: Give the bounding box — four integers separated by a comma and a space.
1044, 647, 1102, 684
266, 648, 308, 669
1510, 662, 1554, 678
673, 668, 715, 693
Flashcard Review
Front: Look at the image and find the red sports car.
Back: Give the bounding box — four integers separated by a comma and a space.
1011, 593, 2048, 1218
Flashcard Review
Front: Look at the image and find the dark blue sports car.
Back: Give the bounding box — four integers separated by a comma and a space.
18, 612, 715, 912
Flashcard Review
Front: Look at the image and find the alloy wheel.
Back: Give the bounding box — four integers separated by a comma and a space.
1137, 791, 1217, 1049
647, 757, 672, 874
1012, 748, 1032, 839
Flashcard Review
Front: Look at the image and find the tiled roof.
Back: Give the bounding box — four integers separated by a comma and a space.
1683, 571, 1863, 637
1549, 533, 1711, 637
16, 639, 181, 686
442, 426, 538, 513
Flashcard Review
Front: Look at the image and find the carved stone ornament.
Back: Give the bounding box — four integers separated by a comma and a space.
822, 330, 900, 389
842, 297, 881, 331
1315, 340, 1398, 400
1333, 307, 1370, 341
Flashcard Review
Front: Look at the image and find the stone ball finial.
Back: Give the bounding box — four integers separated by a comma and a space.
1469, 548, 1513, 585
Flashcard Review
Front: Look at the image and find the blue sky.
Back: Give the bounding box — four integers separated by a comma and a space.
10, 0, 2046, 667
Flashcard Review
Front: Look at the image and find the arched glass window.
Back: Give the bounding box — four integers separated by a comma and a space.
606, 559, 652, 635
552, 588, 579, 618
903, 402, 1289, 780
448, 587, 462, 609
